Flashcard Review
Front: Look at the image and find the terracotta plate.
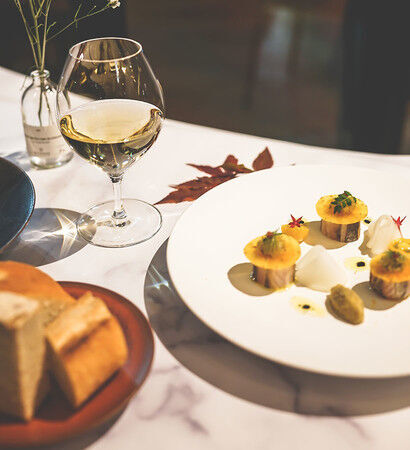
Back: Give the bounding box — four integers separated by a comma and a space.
0, 282, 154, 448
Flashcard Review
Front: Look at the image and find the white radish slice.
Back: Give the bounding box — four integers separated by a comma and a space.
366, 215, 401, 257
296, 245, 348, 292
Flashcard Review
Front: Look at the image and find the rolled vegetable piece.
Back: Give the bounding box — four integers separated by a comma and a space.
370, 250, 410, 300
244, 231, 301, 290
316, 192, 368, 243
252, 265, 296, 289
320, 220, 360, 243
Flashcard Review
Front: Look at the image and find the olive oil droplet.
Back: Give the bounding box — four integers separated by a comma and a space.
290, 297, 325, 317
344, 257, 369, 272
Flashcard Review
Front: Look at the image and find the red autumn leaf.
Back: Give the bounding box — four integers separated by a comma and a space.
186, 164, 224, 176
221, 154, 251, 174
155, 148, 273, 204
156, 174, 235, 204
223, 154, 238, 166
252, 147, 274, 171
170, 174, 233, 190
155, 188, 200, 204
222, 162, 252, 174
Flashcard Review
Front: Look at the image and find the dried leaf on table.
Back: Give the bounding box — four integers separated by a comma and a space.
252, 147, 274, 171
155, 148, 274, 204
186, 164, 225, 176
155, 188, 199, 204
222, 162, 253, 174
157, 175, 235, 204
170, 174, 234, 190
223, 154, 238, 166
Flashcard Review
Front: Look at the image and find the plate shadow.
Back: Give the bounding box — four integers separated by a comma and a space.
0, 208, 87, 266
144, 239, 410, 417
2, 150, 31, 172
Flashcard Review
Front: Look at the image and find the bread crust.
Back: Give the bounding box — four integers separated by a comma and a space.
0, 261, 75, 326
47, 294, 128, 408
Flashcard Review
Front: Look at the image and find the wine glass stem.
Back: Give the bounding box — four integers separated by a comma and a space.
110, 175, 127, 226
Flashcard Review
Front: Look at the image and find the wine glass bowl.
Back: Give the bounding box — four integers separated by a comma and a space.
56, 38, 164, 247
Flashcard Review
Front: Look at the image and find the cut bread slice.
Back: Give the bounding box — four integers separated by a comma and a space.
0, 261, 75, 326
0, 291, 48, 421
46, 292, 128, 408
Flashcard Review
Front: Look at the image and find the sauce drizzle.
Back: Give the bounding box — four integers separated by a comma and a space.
290, 297, 326, 317
344, 256, 370, 272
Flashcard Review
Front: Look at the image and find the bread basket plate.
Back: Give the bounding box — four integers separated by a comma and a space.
0, 282, 154, 448
167, 165, 410, 378
0, 157, 35, 252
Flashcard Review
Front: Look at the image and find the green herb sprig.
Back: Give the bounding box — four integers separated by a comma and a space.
331, 191, 357, 214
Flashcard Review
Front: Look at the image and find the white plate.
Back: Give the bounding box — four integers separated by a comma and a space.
167, 165, 410, 378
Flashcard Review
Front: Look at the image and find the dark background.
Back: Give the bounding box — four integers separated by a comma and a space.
2, 0, 409, 154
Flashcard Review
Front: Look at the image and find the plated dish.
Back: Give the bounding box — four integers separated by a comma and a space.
167, 165, 410, 377
0, 264, 154, 448
244, 191, 408, 319
0, 158, 35, 251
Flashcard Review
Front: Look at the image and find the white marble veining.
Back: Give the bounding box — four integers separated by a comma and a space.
1, 66, 410, 450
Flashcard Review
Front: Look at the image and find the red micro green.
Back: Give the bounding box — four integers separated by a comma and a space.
391, 216, 406, 236
288, 215, 304, 228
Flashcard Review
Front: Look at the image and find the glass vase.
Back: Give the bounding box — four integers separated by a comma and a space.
21, 70, 73, 169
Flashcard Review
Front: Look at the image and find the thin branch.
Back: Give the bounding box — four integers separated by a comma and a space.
13, 0, 117, 71
73, 3, 82, 29
13, 0, 40, 67
47, 4, 109, 42
41, 0, 51, 71
47, 21, 57, 33
28, 0, 42, 66
34, 0, 47, 19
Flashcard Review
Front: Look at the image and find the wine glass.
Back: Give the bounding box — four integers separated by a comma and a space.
56, 37, 164, 248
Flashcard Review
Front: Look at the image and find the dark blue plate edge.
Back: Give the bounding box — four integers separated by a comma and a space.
0, 157, 36, 253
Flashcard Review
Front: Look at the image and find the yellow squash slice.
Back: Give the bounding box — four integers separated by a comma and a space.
389, 238, 410, 256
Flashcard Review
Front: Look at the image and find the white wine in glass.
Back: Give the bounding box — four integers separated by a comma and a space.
56, 38, 164, 247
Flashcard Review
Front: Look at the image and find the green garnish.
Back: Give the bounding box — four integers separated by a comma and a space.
380, 250, 405, 272
331, 191, 357, 214
258, 230, 282, 256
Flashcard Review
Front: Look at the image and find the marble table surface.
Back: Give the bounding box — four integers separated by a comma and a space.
1, 66, 410, 450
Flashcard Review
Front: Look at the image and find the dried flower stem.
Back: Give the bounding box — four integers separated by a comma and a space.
13, 0, 119, 125
13, 0, 119, 74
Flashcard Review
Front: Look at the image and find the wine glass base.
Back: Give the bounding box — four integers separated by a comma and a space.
77, 199, 162, 248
